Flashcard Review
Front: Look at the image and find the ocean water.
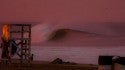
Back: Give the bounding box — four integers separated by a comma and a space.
31, 46, 125, 65
0, 46, 125, 65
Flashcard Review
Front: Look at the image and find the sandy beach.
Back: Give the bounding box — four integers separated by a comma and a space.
0, 60, 97, 70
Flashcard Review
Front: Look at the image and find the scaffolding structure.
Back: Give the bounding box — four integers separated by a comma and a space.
9, 24, 31, 64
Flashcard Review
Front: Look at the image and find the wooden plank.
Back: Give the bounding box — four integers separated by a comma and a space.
10, 31, 30, 33
10, 38, 31, 40
10, 24, 31, 26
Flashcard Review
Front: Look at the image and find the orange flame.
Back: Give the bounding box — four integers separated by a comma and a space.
2, 24, 10, 42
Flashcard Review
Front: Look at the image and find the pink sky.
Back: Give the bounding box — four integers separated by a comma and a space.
0, 0, 125, 46
0, 0, 125, 22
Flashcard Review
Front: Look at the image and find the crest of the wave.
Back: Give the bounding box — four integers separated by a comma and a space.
31, 23, 102, 46
31, 22, 125, 46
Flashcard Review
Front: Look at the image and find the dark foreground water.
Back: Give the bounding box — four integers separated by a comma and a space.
1, 46, 125, 65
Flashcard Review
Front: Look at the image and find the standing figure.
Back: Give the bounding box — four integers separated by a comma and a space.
0, 37, 10, 59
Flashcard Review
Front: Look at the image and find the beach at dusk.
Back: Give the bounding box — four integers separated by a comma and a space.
0, 0, 125, 70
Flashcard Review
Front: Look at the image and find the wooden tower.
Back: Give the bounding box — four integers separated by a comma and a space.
10, 24, 31, 64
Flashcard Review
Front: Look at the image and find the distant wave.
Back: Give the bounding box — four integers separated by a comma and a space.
48, 29, 100, 41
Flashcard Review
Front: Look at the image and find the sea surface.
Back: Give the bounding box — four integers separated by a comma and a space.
31, 46, 125, 65
0, 46, 125, 65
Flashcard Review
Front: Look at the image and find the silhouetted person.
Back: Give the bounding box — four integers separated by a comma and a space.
0, 37, 10, 59
30, 54, 34, 61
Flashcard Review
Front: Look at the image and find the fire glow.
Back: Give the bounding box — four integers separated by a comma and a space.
2, 24, 10, 42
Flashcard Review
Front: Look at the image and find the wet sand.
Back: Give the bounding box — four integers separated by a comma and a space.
0, 60, 97, 70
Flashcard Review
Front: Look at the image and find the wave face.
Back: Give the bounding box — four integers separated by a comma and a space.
31, 23, 100, 44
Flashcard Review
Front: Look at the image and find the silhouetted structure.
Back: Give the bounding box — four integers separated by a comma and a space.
10, 24, 31, 64
0, 24, 32, 65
